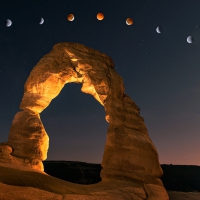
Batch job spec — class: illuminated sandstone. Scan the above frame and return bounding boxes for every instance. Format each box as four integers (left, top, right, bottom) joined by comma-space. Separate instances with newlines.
0, 42, 169, 199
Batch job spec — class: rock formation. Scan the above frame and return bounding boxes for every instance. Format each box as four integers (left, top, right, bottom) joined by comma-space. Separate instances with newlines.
0, 42, 169, 199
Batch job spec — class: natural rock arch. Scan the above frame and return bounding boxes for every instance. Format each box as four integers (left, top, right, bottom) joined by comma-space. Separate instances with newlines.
0, 42, 169, 199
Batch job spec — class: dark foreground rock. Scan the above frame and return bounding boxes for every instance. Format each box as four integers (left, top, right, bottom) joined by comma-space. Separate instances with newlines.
161, 164, 200, 192
43, 161, 102, 185
1, 162, 169, 200
43, 161, 200, 192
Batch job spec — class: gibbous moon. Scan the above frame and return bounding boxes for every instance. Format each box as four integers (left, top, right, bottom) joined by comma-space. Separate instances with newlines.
67, 14, 74, 21
187, 36, 193, 43
6, 19, 12, 27
97, 13, 104, 20
156, 26, 161, 33
126, 18, 133, 25
39, 17, 44, 25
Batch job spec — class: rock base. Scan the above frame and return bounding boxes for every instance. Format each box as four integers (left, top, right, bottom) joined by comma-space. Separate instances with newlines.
0, 142, 44, 171
0, 162, 169, 200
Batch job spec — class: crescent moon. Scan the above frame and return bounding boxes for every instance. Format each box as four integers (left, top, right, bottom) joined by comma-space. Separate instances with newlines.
156, 26, 161, 33
39, 17, 44, 25
187, 36, 193, 43
69, 16, 74, 21
6, 19, 12, 27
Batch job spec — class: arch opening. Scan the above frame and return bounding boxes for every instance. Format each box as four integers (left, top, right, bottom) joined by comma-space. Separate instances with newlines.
40, 83, 108, 164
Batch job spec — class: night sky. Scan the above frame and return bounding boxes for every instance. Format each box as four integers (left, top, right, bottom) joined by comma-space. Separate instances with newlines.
1, 0, 200, 165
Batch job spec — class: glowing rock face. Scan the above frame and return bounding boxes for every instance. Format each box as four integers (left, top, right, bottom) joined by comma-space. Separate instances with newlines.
2, 42, 169, 199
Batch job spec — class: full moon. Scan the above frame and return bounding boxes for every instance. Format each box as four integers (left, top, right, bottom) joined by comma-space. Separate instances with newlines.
156, 26, 161, 33
126, 18, 133, 25
67, 14, 74, 21
39, 17, 44, 25
97, 13, 104, 20
6, 19, 12, 27
187, 36, 193, 43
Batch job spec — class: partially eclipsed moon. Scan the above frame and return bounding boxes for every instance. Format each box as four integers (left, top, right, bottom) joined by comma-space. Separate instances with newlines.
97, 13, 104, 20
156, 26, 161, 33
187, 36, 193, 43
6, 19, 12, 27
39, 17, 44, 25
126, 18, 133, 25
67, 14, 74, 21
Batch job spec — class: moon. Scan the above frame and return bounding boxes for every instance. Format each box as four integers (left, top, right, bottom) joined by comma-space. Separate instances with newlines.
39, 17, 44, 25
6, 19, 12, 27
97, 13, 104, 20
67, 14, 74, 21
126, 18, 133, 25
156, 26, 161, 33
187, 36, 193, 43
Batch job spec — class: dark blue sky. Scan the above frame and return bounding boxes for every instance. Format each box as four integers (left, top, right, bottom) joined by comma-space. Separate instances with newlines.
0, 0, 200, 165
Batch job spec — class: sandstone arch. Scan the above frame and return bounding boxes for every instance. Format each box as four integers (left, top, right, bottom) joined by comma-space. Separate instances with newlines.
0, 42, 169, 199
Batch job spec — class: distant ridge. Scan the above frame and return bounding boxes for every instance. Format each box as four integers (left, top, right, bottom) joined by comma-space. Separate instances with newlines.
43, 161, 200, 192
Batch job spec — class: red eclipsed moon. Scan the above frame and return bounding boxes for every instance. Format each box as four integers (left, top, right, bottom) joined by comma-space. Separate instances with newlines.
97, 13, 104, 20
67, 14, 74, 21
126, 18, 133, 25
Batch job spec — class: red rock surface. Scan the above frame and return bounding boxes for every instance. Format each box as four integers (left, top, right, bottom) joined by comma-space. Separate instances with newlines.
0, 42, 169, 199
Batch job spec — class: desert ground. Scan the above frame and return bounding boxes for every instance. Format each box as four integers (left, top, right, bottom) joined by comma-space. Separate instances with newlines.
0, 161, 200, 199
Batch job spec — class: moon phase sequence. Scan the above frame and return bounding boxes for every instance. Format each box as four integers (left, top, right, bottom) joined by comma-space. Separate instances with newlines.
4, 16, 195, 43
5, 14, 134, 26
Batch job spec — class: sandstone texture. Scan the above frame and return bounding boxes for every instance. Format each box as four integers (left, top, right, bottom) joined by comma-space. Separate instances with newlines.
167, 191, 200, 200
0, 162, 169, 200
0, 42, 169, 199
